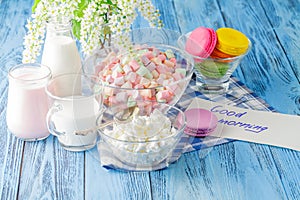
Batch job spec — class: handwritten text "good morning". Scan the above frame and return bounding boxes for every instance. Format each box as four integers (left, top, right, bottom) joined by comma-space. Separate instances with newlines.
211, 105, 268, 134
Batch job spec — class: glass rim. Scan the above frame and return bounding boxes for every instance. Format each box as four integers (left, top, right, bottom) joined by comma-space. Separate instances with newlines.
99, 103, 187, 143
8, 63, 51, 83
45, 73, 102, 101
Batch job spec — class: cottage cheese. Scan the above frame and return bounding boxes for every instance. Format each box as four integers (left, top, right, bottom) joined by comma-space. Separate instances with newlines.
102, 109, 179, 165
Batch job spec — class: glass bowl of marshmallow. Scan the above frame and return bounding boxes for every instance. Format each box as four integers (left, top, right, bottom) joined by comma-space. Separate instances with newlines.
83, 28, 194, 108
98, 100, 186, 169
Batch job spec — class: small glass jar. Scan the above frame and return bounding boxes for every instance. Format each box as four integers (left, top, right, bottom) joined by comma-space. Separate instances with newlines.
6, 63, 51, 141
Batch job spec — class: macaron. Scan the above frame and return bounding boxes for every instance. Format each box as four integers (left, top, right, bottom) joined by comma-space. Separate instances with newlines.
210, 48, 233, 59
184, 108, 218, 137
215, 27, 249, 56
185, 27, 217, 58
195, 60, 229, 79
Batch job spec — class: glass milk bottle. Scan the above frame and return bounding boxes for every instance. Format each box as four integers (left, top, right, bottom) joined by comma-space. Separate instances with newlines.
41, 20, 82, 77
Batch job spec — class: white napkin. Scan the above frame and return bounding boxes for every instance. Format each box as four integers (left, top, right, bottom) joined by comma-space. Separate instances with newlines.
188, 98, 300, 151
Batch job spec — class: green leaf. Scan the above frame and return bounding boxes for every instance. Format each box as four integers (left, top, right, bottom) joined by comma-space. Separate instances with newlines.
74, 0, 89, 18
72, 19, 81, 40
78, 0, 89, 10
32, 0, 41, 13
105, 0, 114, 5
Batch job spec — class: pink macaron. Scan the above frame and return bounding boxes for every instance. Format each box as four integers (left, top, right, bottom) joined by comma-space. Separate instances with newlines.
185, 27, 217, 58
184, 108, 218, 137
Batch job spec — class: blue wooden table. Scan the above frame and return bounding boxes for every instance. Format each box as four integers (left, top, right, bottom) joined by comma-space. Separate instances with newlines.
1, 0, 299, 199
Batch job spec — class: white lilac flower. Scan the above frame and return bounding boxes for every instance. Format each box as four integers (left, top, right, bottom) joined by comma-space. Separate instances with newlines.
22, 0, 163, 62
135, 0, 162, 27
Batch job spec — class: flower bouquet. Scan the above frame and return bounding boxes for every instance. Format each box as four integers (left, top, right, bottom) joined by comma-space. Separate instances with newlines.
22, 0, 163, 63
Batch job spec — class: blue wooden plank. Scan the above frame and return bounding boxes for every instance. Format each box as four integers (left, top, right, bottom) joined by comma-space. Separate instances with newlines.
203, 1, 300, 197
151, 142, 289, 200
18, 136, 85, 199
269, 148, 300, 200
0, 1, 299, 200
214, 0, 300, 115
260, 0, 300, 81
0, 0, 85, 199
85, 147, 152, 199
0, 122, 23, 199
173, 0, 225, 33
0, 0, 31, 199
149, 1, 300, 200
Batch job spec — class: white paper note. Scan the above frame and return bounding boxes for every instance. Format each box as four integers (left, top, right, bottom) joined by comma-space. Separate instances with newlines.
187, 98, 300, 151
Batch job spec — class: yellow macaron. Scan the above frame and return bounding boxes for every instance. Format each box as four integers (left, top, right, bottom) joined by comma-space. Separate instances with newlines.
215, 27, 249, 56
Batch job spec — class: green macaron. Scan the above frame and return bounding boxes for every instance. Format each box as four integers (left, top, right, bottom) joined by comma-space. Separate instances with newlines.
195, 60, 229, 79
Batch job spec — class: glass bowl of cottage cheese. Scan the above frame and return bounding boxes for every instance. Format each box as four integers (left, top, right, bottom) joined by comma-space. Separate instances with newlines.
98, 101, 186, 168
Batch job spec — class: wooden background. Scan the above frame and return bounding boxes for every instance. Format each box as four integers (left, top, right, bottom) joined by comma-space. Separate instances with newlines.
0, 0, 299, 199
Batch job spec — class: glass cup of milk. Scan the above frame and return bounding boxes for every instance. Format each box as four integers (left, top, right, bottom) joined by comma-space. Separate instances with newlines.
6, 63, 52, 140
46, 73, 103, 151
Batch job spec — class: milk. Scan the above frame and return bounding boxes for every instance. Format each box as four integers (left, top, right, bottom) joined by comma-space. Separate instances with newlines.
50, 96, 100, 150
6, 65, 51, 140
42, 35, 82, 77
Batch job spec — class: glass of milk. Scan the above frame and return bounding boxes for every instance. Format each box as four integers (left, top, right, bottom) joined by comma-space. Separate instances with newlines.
46, 73, 103, 151
6, 63, 52, 140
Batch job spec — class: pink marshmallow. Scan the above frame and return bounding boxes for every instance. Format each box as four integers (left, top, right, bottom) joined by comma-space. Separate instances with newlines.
141, 55, 151, 66
129, 60, 140, 71
123, 64, 132, 74
144, 51, 154, 59
164, 60, 175, 68
152, 48, 160, 57
121, 81, 132, 89
107, 63, 116, 70
164, 64, 175, 73
139, 77, 151, 87
105, 75, 114, 83
151, 57, 162, 65
170, 57, 177, 64
156, 90, 171, 101
163, 79, 171, 86
158, 73, 167, 79
156, 77, 165, 85
146, 62, 156, 72
151, 70, 159, 79
134, 75, 142, 85
116, 92, 128, 102
125, 72, 137, 83
149, 81, 159, 88
134, 83, 144, 89
112, 70, 123, 79
114, 76, 125, 86
112, 63, 123, 72
156, 64, 167, 74
139, 89, 152, 98
102, 69, 112, 77
157, 54, 166, 62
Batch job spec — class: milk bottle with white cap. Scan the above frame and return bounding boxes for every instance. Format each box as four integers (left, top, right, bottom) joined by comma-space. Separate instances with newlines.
41, 19, 82, 93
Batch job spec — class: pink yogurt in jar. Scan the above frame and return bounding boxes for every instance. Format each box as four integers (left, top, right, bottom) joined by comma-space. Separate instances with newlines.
6, 63, 51, 140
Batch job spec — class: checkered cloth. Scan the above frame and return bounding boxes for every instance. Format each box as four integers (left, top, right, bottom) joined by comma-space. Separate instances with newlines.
97, 76, 275, 171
